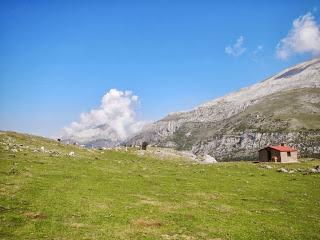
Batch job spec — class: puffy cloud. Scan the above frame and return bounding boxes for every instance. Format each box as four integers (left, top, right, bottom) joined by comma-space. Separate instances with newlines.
225, 36, 246, 57
276, 12, 320, 59
61, 89, 146, 144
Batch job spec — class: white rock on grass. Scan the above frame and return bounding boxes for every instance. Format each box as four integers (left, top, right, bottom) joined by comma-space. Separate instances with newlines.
40, 146, 45, 152
278, 168, 288, 173
261, 165, 273, 169
202, 154, 218, 164
310, 166, 320, 173
68, 151, 75, 157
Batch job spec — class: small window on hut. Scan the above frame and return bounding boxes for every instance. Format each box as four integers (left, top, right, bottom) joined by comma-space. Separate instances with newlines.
287, 152, 291, 157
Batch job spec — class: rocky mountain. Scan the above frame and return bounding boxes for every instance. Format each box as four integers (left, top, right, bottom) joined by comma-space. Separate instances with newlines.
127, 58, 320, 161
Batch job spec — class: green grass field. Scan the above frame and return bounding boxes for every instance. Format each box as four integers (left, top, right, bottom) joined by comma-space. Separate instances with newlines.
0, 132, 319, 240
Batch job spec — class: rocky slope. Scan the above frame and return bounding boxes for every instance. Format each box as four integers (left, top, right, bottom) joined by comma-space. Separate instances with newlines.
127, 58, 320, 161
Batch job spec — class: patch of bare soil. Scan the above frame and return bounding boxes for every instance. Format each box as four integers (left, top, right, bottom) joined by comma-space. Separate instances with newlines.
132, 218, 163, 228
24, 211, 46, 220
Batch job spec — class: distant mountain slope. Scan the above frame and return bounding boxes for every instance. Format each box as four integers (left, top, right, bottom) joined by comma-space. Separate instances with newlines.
127, 58, 320, 160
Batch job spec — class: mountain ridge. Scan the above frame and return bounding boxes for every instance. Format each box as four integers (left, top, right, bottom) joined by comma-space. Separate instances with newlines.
127, 58, 320, 160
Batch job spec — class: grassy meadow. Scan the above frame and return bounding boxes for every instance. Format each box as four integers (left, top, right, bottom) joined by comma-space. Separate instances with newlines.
0, 132, 319, 239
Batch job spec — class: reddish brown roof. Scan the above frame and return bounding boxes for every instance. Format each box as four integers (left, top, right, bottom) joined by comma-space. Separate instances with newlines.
266, 145, 297, 152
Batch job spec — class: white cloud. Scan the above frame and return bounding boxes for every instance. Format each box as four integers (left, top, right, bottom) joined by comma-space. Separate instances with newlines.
251, 45, 264, 61
225, 36, 246, 57
253, 45, 264, 55
61, 89, 146, 144
276, 12, 320, 59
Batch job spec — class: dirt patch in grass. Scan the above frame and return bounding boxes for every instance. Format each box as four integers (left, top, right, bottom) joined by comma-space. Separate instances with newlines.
132, 218, 163, 228
216, 204, 233, 213
136, 195, 178, 212
69, 223, 91, 228
140, 198, 162, 206
162, 234, 224, 240
23, 211, 46, 220
161, 234, 198, 240
188, 192, 222, 201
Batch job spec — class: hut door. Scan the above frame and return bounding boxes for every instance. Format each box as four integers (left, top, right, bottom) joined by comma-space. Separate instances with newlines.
267, 149, 271, 161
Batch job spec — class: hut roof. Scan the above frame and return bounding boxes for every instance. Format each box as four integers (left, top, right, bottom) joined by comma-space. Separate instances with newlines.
259, 145, 297, 152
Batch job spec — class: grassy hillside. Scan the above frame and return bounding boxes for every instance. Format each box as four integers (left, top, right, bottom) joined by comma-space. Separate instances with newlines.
239, 88, 320, 130
0, 131, 320, 239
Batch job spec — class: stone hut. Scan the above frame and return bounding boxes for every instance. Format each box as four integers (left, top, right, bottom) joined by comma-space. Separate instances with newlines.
259, 143, 298, 163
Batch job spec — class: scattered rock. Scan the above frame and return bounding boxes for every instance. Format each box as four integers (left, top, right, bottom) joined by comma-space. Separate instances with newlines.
261, 165, 273, 169
202, 154, 218, 164
278, 168, 288, 173
185, 132, 192, 137
48, 150, 60, 156
137, 150, 145, 156
310, 166, 320, 173
277, 168, 295, 174
40, 146, 45, 152
68, 151, 75, 157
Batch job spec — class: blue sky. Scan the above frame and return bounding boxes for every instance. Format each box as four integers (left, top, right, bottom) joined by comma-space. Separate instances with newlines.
1, 0, 320, 137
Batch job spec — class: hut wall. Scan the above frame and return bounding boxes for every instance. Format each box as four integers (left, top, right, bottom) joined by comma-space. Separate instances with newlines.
259, 149, 268, 162
280, 151, 298, 163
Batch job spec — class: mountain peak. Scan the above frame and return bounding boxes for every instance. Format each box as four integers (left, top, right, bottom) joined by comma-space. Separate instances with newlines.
200, 57, 320, 109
